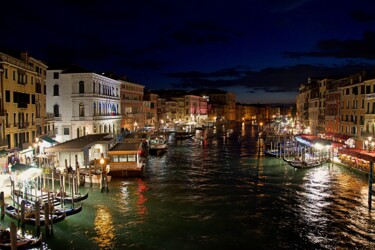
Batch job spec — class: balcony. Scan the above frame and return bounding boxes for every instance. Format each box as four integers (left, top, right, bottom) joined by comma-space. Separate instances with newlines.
18, 122, 29, 129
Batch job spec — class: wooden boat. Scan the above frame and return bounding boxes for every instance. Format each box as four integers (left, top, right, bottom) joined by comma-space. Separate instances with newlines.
0, 229, 42, 249
55, 190, 89, 203
12, 190, 83, 217
5, 204, 66, 226
149, 135, 168, 156
174, 131, 194, 140
283, 157, 328, 169
264, 149, 284, 157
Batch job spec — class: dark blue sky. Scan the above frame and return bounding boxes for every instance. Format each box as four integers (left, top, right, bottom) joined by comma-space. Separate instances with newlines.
2, 0, 375, 104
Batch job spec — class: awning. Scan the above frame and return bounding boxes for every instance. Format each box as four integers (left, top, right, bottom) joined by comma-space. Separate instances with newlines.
40, 136, 58, 145
332, 133, 352, 141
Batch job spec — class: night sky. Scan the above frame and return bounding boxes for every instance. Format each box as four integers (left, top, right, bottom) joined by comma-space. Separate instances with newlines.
2, 0, 375, 104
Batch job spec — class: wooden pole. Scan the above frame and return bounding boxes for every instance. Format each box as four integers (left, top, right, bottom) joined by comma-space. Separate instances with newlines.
52, 167, 55, 193
44, 202, 50, 236
369, 161, 373, 210
20, 200, 26, 229
10, 221, 17, 250
76, 154, 80, 187
11, 179, 15, 206
71, 175, 75, 208
35, 200, 41, 236
49, 199, 54, 236
89, 164, 92, 187
60, 175, 64, 208
0, 191, 4, 219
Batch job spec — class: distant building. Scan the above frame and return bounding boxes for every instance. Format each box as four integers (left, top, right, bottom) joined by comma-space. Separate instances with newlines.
120, 80, 145, 131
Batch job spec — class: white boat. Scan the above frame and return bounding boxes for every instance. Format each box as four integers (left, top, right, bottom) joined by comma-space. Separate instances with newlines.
107, 142, 145, 177
84, 173, 112, 184
149, 135, 168, 156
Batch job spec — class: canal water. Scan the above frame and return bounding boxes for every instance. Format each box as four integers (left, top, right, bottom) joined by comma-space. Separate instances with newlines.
2, 124, 375, 249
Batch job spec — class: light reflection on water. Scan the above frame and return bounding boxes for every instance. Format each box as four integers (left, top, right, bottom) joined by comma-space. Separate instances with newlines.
92, 205, 115, 249
2, 124, 375, 249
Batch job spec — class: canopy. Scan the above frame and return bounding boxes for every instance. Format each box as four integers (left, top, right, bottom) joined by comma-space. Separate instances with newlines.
11, 163, 36, 172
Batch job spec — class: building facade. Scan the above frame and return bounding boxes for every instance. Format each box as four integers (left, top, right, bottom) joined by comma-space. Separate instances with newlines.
0, 51, 48, 149
120, 80, 144, 131
46, 65, 122, 142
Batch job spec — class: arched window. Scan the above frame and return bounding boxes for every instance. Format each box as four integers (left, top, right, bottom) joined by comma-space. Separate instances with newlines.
53, 84, 59, 96
79, 81, 85, 94
104, 124, 107, 132
93, 102, 96, 116
79, 102, 85, 117
77, 127, 80, 138
53, 104, 59, 117
93, 82, 95, 94
83, 127, 86, 135
36, 102, 41, 118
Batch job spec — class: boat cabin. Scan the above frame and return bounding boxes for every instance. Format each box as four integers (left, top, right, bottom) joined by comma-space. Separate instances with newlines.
108, 142, 145, 177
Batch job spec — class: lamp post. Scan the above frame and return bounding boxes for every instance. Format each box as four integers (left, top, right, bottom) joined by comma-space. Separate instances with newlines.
99, 153, 109, 193
100, 153, 106, 193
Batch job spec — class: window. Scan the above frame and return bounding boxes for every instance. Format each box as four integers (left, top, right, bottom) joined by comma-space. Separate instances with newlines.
54, 104, 59, 117
5, 91, 10, 102
128, 155, 136, 162
79, 81, 85, 94
79, 103, 85, 117
53, 84, 59, 96
64, 128, 70, 135
53, 72, 59, 79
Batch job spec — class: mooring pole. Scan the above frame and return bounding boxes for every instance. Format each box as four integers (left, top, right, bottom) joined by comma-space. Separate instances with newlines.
368, 161, 373, 210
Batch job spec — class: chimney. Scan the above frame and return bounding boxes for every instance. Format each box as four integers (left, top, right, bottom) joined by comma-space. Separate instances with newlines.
20, 51, 28, 63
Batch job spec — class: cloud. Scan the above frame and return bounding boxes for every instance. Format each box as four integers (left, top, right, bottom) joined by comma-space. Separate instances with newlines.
168, 63, 375, 93
285, 31, 375, 59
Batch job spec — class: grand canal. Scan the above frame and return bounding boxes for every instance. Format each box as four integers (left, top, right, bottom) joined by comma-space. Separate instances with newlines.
2, 124, 375, 249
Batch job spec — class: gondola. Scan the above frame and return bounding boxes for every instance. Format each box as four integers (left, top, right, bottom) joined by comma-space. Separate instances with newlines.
283, 157, 328, 169
264, 149, 283, 157
5, 204, 66, 226
11, 194, 83, 217
0, 229, 42, 249
55, 190, 89, 203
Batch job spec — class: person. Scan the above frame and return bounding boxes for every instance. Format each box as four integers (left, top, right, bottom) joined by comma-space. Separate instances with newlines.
2, 163, 7, 174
